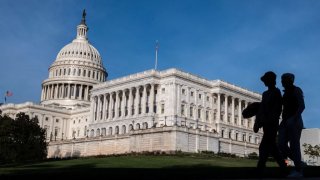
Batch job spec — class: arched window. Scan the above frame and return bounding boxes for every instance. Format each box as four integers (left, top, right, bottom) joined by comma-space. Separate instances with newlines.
96, 129, 100, 137
143, 122, 148, 129
129, 124, 133, 132
101, 128, 106, 136
136, 123, 140, 130
90, 129, 94, 137
115, 126, 119, 135
78, 69, 81, 76
108, 127, 113, 135
122, 125, 126, 134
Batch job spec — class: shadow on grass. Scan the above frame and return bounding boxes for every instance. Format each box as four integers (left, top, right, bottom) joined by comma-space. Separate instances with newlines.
2, 163, 320, 179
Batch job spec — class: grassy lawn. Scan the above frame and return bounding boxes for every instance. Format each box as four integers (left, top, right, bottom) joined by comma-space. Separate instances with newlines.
1, 155, 319, 179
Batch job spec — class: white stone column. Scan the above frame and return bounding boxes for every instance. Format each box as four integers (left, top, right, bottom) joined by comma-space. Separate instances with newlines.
128, 88, 133, 116
142, 85, 147, 114
224, 95, 228, 123
238, 99, 242, 126
217, 93, 221, 131
231, 97, 235, 125
87, 86, 90, 101
135, 87, 140, 116
67, 84, 71, 98
61, 84, 65, 99
97, 95, 102, 121
91, 96, 96, 122
46, 85, 50, 99
40, 87, 44, 101
121, 90, 126, 118
244, 101, 249, 127
177, 84, 181, 116
79, 85, 83, 100
149, 84, 155, 114
115, 91, 120, 118
102, 94, 107, 120
108, 93, 113, 120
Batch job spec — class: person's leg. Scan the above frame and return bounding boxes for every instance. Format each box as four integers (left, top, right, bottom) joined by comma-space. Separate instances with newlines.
269, 130, 288, 176
288, 125, 302, 172
278, 123, 290, 160
257, 135, 268, 177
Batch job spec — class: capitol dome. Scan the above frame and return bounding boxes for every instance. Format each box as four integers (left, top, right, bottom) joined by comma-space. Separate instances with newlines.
41, 10, 107, 109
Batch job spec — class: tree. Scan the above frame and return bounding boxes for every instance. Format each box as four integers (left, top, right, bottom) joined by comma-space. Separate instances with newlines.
303, 143, 320, 165
0, 112, 47, 164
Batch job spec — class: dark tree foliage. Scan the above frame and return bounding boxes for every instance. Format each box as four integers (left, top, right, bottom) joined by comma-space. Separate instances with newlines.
0, 112, 47, 164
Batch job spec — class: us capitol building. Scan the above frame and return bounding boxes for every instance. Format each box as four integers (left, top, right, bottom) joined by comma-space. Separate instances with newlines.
0, 12, 262, 158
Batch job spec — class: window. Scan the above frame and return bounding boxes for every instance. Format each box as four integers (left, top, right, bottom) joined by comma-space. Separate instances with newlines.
83, 70, 86, 77
73, 69, 76, 75
181, 104, 185, 116
198, 109, 201, 119
68, 68, 71, 75
206, 111, 209, 121
182, 89, 186, 95
221, 130, 224, 138
207, 96, 210, 101
162, 88, 165, 94
88, 70, 91, 78
229, 131, 232, 138
45, 117, 49, 121
161, 104, 165, 114
55, 119, 59, 123
78, 69, 81, 76
191, 91, 194, 96
190, 107, 193, 117
199, 94, 202, 99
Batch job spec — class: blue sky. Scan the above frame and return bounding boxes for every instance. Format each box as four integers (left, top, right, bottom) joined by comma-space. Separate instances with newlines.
0, 0, 319, 128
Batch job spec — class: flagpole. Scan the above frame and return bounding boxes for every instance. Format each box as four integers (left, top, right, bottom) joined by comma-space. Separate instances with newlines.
155, 40, 158, 70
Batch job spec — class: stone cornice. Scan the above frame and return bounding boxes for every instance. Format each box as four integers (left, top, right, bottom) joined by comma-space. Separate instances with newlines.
0, 102, 89, 116
92, 68, 261, 100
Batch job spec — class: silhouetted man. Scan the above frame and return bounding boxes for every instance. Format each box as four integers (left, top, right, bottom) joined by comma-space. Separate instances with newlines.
256, 71, 286, 176
279, 73, 305, 178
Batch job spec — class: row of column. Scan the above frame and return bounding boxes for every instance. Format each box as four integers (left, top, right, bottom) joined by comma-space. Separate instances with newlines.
41, 83, 91, 101
92, 84, 158, 121
215, 93, 253, 127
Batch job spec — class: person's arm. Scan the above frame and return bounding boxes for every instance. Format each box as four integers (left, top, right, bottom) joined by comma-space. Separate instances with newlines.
294, 87, 305, 117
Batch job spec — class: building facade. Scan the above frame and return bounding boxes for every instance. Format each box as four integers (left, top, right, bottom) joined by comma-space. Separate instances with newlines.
0, 12, 263, 158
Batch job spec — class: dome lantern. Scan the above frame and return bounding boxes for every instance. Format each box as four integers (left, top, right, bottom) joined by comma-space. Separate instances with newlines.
76, 9, 88, 41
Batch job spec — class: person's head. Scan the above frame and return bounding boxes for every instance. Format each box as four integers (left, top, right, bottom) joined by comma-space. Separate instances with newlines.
281, 73, 295, 88
261, 71, 276, 87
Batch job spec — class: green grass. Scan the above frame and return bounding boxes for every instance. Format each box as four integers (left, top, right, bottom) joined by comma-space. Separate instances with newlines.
1, 155, 319, 179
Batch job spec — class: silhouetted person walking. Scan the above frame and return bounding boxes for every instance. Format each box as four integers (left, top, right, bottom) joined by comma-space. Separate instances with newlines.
256, 71, 286, 176
279, 73, 305, 178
